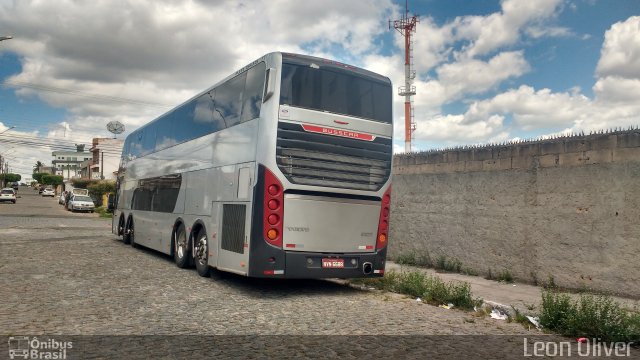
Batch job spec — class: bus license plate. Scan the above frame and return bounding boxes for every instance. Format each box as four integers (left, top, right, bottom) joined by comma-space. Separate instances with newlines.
322, 258, 344, 268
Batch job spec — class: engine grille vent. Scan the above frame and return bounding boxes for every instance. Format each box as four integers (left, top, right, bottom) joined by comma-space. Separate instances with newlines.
276, 122, 392, 191
221, 204, 246, 254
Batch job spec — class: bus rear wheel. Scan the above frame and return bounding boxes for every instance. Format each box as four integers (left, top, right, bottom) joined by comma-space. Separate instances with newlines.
118, 216, 125, 237
174, 224, 191, 268
194, 229, 210, 277
123, 217, 133, 245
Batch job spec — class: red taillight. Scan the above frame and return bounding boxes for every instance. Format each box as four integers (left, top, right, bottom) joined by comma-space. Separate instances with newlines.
263, 168, 284, 248
376, 186, 392, 250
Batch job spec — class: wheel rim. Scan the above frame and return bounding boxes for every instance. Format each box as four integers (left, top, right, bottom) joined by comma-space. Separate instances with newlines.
194, 234, 207, 266
176, 230, 186, 258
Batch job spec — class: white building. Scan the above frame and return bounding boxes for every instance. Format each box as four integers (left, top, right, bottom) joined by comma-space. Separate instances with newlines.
86, 138, 124, 180
52, 145, 92, 180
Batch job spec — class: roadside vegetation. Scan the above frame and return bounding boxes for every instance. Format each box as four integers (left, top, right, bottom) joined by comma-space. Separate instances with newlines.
394, 251, 488, 278
539, 290, 640, 343
368, 253, 639, 343
349, 269, 482, 310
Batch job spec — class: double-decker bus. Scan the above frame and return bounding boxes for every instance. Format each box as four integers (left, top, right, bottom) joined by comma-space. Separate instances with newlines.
113, 52, 393, 278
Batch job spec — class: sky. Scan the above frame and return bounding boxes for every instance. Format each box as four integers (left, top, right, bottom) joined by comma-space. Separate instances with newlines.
0, 0, 639, 179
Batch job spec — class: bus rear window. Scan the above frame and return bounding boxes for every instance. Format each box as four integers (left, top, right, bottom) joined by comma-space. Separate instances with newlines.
280, 63, 392, 123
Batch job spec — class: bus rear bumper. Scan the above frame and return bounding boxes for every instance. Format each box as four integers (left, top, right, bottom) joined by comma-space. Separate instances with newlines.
250, 250, 387, 279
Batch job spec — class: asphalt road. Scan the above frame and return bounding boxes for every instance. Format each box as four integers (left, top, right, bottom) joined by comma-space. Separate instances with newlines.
0, 187, 551, 358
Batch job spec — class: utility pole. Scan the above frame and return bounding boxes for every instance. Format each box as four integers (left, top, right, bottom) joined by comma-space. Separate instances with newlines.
390, 1, 419, 153
101, 151, 104, 179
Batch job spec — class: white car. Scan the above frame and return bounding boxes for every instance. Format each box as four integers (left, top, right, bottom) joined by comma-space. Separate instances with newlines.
0, 188, 16, 203
68, 195, 95, 213
58, 193, 67, 205
42, 188, 55, 197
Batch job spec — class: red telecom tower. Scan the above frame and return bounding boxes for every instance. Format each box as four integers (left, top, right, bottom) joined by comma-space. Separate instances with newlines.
390, 1, 418, 152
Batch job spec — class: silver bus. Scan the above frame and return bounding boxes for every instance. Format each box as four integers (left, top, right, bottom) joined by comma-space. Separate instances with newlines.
112, 52, 393, 278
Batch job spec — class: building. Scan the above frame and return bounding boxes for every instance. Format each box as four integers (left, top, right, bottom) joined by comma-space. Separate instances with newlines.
80, 138, 124, 180
52, 144, 92, 180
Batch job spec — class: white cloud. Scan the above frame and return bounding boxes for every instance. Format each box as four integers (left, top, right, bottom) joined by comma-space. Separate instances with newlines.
459, 0, 563, 58
596, 16, 640, 79
413, 113, 505, 145
0, 0, 398, 170
435, 51, 530, 101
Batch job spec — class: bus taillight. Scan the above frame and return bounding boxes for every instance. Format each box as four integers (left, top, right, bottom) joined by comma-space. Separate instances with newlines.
263, 168, 283, 248
376, 186, 392, 250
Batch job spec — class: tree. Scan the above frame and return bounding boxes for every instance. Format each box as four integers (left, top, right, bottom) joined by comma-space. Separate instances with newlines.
33, 161, 44, 173
41, 174, 63, 186
0, 173, 21, 187
87, 180, 115, 206
32, 172, 50, 184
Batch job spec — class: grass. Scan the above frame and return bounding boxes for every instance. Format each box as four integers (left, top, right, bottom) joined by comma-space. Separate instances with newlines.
95, 206, 113, 218
395, 251, 433, 267
539, 290, 640, 343
497, 269, 514, 283
350, 269, 482, 310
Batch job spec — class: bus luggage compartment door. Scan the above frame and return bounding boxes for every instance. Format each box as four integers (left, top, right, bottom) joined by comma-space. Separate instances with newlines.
282, 194, 379, 253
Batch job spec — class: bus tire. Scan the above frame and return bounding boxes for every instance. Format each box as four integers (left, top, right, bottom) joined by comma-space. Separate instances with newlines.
129, 219, 139, 249
174, 223, 191, 268
123, 217, 133, 244
194, 228, 211, 277
117, 215, 125, 237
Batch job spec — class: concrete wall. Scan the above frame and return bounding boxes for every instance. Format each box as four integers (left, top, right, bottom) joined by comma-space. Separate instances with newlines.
390, 130, 640, 298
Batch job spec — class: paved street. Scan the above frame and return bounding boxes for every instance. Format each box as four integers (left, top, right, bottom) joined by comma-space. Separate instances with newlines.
0, 187, 557, 357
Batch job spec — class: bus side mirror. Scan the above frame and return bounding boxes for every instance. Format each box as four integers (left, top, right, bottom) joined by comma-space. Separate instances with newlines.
263, 68, 276, 102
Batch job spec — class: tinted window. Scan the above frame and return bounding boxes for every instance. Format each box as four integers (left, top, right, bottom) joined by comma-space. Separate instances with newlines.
131, 175, 181, 213
74, 196, 93, 202
154, 115, 176, 152
126, 62, 267, 158
241, 63, 266, 122
280, 63, 392, 123
214, 72, 246, 128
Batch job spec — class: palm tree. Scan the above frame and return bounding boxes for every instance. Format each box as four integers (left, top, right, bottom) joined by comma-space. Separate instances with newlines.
33, 161, 44, 173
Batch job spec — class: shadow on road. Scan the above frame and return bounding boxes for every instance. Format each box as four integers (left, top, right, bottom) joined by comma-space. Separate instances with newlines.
110, 237, 363, 299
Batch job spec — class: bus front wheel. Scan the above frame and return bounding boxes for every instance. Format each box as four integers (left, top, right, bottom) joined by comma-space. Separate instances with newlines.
194, 229, 211, 277
174, 224, 191, 268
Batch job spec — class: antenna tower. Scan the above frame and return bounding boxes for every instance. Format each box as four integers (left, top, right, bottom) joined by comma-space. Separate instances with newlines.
390, 0, 418, 152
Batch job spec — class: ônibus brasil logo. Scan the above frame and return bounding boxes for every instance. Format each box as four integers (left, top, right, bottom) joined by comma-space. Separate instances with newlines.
8, 336, 72, 359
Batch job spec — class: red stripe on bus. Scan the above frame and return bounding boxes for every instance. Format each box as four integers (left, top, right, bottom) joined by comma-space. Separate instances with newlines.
285, 244, 296, 248
301, 124, 375, 141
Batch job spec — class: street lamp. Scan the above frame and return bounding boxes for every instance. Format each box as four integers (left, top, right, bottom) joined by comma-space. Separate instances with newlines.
0, 126, 15, 135
0, 36, 13, 42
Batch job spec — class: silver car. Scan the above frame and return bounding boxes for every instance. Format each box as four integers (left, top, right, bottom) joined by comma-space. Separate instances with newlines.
68, 195, 95, 213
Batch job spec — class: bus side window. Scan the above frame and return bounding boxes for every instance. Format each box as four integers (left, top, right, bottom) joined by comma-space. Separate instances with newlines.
214, 72, 246, 128
241, 63, 266, 122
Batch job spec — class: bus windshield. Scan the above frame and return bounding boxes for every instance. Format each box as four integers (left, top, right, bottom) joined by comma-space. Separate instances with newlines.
279, 62, 392, 123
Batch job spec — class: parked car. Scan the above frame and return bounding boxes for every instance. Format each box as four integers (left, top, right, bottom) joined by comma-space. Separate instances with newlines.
0, 188, 17, 203
67, 195, 95, 213
42, 188, 55, 197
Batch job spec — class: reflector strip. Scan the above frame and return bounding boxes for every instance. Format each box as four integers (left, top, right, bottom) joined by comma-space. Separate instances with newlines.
263, 270, 285, 275
374, 270, 384, 274
358, 245, 375, 250
285, 244, 296, 248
